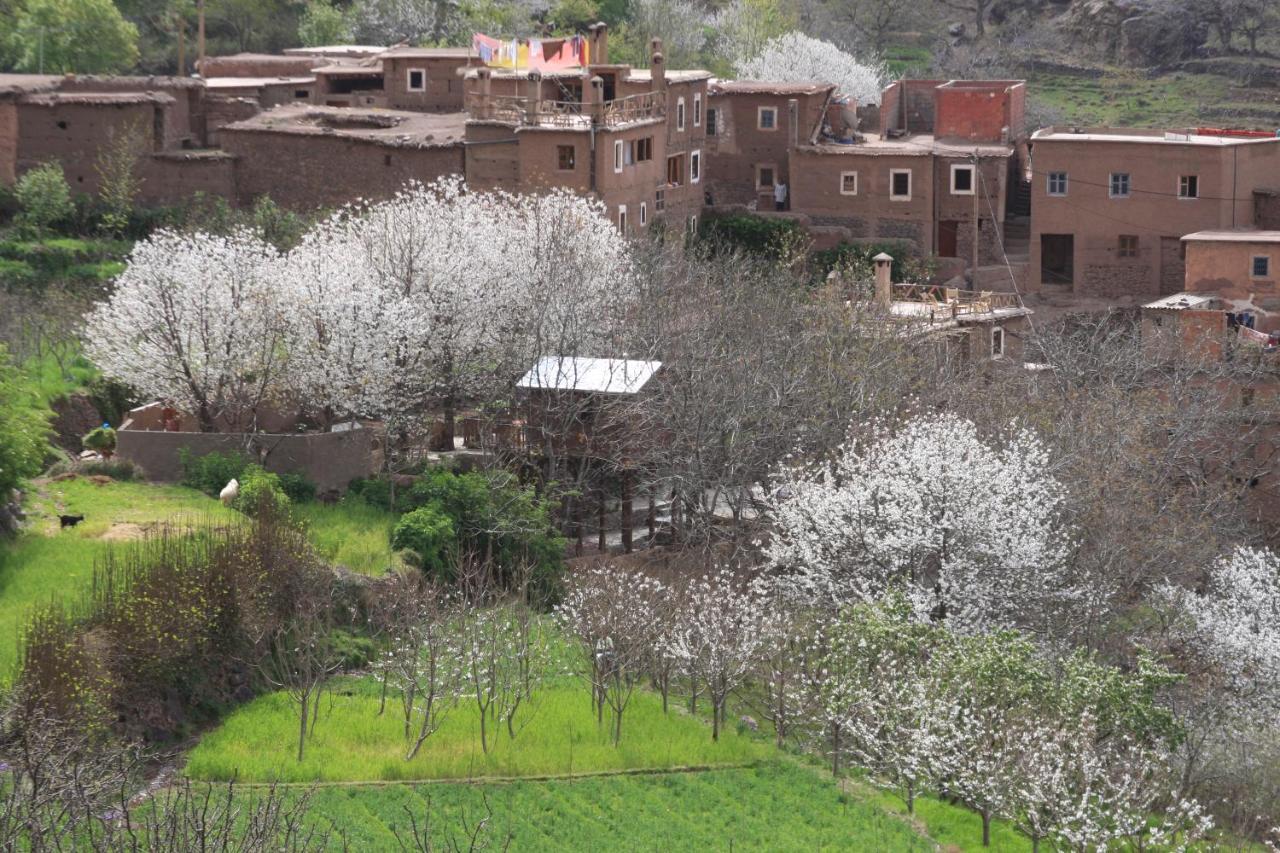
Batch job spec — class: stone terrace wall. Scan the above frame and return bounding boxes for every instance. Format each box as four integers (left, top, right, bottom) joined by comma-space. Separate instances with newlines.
117, 427, 375, 493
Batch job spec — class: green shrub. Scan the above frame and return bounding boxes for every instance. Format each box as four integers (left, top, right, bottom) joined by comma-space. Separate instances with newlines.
810, 240, 929, 285
392, 505, 457, 580
84, 376, 135, 428
13, 163, 74, 235
346, 476, 392, 510
328, 628, 376, 669
0, 346, 52, 497
0, 258, 36, 287
278, 472, 317, 503
78, 458, 140, 481
178, 449, 250, 496
81, 425, 117, 455
233, 465, 290, 517
699, 213, 808, 259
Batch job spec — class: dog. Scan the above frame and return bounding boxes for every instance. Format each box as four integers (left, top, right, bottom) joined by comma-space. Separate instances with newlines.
59, 514, 84, 528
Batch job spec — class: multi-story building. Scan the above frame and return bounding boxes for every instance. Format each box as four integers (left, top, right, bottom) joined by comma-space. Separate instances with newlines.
1028, 127, 1280, 298
463, 33, 710, 231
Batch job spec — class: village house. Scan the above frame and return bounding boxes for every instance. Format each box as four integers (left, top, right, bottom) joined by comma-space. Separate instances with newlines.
1028, 127, 1280, 299
463, 29, 710, 230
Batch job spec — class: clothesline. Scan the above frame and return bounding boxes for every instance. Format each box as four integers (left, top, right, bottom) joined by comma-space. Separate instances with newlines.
472, 33, 590, 72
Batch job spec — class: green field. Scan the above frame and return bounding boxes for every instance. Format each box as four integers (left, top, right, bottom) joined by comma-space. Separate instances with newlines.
186, 677, 772, 783
294, 498, 401, 576
292, 761, 941, 851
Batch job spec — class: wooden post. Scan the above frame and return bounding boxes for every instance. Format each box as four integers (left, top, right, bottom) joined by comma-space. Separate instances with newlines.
621, 470, 633, 554
597, 490, 607, 552
971, 149, 980, 281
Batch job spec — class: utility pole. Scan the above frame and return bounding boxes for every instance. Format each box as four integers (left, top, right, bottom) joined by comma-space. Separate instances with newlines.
971, 148, 980, 286
175, 10, 186, 76
197, 0, 206, 72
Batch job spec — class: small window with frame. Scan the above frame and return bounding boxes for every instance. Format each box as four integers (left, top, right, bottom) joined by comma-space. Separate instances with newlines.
951, 164, 975, 195
557, 145, 576, 171
676, 97, 686, 131
991, 326, 1005, 359
407, 68, 426, 92
1118, 234, 1139, 258
693, 93, 702, 127
890, 169, 912, 201
1179, 174, 1199, 199
640, 202, 648, 226
1109, 172, 1131, 198
706, 108, 718, 136
1047, 172, 1067, 196
1252, 255, 1271, 279
690, 150, 701, 184
618, 205, 627, 233
756, 164, 776, 189
758, 106, 777, 130
614, 140, 624, 173
840, 171, 858, 195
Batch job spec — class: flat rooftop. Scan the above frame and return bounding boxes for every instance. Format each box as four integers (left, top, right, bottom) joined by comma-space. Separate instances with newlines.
223, 105, 466, 148
284, 45, 386, 57
801, 133, 1013, 157
204, 76, 315, 89
379, 47, 475, 59
710, 79, 836, 96
1183, 230, 1280, 243
1032, 127, 1280, 146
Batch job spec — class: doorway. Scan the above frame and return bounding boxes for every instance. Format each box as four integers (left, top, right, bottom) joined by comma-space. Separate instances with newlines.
938, 220, 959, 258
1040, 234, 1074, 285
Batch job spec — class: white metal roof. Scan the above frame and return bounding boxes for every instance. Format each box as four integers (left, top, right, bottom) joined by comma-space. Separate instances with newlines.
1143, 292, 1216, 310
516, 356, 662, 394
1182, 230, 1280, 243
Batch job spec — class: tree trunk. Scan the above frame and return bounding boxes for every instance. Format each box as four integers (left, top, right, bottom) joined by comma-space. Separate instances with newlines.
1032, 836, 1040, 853
621, 470, 633, 553
438, 393, 457, 452
597, 491, 607, 552
613, 707, 623, 745
981, 811, 991, 847
297, 694, 309, 762
712, 700, 721, 741
831, 722, 841, 776
478, 703, 489, 754
905, 781, 915, 815
378, 673, 389, 715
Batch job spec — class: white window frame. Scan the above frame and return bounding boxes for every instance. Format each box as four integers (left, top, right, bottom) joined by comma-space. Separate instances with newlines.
839, 171, 858, 195
889, 168, 912, 202
406, 68, 426, 92
1047, 172, 1067, 196
618, 205, 627, 233
1109, 172, 1130, 199
1178, 174, 1199, 199
758, 106, 777, 131
688, 214, 698, 234
613, 139, 624, 173
640, 202, 648, 226
991, 326, 1005, 359
693, 93, 702, 127
676, 97, 686, 132
1252, 255, 1271, 279
950, 163, 975, 195
690, 149, 701, 184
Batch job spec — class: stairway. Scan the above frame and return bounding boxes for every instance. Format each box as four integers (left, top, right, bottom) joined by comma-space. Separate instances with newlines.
1009, 179, 1032, 217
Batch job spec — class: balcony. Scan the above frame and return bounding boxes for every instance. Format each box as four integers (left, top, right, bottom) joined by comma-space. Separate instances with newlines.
468, 91, 665, 129
889, 284, 1024, 323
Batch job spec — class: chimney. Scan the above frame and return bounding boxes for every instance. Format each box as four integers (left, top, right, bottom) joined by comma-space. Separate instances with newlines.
524, 70, 542, 124
589, 75, 604, 126
475, 67, 492, 114
650, 49, 666, 93
588, 22, 609, 65
873, 252, 893, 310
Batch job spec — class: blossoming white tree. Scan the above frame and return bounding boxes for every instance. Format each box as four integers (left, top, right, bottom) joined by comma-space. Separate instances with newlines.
765, 413, 1073, 635
734, 32, 885, 105
84, 229, 288, 431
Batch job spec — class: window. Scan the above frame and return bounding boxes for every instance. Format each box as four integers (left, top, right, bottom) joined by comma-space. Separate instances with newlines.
758, 106, 777, 130
614, 140, 624, 173
1118, 234, 1139, 258
840, 171, 858, 195
407, 68, 426, 91
1253, 255, 1271, 278
756, 164, 775, 190
1109, 172, 1130, 198
890, 169, 912, 201
294, 89, 309, 99
667, 154, 685, 186
690, 150, 701, 184
557, 145, 576, 171
991, 327, 1005, 359
951, 164, 975, 195
655, 189, 666, 212
617, 205, 627, 233
1047, 172, 1068, 196
640, 202, 648, 226
1179, 175, 1199, 199
629, 137, 653, 163
706, 108, 718, 136
688, 214, 698, 235
693, 93, 702, 127
384, 154, 392, 166
676, 97, 686, 131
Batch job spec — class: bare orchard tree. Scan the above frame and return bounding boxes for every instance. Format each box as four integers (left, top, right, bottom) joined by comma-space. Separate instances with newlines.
254, 574, 342, 762
393, 791, 513, 853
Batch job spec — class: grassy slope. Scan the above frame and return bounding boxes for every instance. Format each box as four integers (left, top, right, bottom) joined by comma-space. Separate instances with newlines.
294, 499, 401, 576
185, 676, 772, 783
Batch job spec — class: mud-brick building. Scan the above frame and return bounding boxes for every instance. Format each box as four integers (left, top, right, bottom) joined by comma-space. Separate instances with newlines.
1028, 127, 1280, 298
378, 47, 478, 112
463, 33, 710, 231
219, 106, 465, 208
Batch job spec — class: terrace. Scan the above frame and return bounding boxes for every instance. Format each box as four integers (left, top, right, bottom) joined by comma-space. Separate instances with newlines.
888, 284, 1026, 324
468, 90, 665, 129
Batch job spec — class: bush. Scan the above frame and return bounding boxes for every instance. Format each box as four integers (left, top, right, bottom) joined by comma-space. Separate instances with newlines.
84, 376, 135, 429
278, 472, 317, 503
810, 240, 930, 285
328, 628, 376, 669
233, 465, 290, 517
699, 213, 808, 259
13, 163, 74, 235
392, 505, 457, 579
345, 475, 392, 511
0, 346, 52, 498
81, 425, 117, 456
78, 458, 140, 481
179, 449, 250, 496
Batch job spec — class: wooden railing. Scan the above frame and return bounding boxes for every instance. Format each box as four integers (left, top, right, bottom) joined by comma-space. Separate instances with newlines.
890, 284, 1022, 320
468, 91, 664, 128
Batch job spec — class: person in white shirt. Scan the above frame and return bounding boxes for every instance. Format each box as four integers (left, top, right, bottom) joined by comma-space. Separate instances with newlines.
774, 181, 788, 211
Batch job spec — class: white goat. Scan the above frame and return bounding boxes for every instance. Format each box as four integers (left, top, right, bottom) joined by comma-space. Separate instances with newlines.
219, 478, 240, 506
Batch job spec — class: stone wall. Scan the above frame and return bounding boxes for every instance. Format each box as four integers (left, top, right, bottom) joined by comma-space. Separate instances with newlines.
1079, 261, 1156, 299
117, 426, 376, 493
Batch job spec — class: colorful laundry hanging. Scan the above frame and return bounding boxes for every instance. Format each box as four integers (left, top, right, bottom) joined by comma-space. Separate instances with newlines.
472, 32, 589, 71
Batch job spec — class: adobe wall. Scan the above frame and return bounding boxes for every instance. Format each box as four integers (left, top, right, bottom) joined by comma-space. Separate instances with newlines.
0, 102, 16, 184
1256, 191, 1280, 230
934, 88, 1011, 142
204, 95, 260, 147
1185, 240, 1280, 323
789, 148, 934, 252
117, 426, 375, 493
139, 152, 236, 203
705, 89, 827, 206
220, 128, 464, 209
15, 101, 161, 195
59, 77, 202, 147
199, 54, 317, 78
659, 79, 710, 223
880, 80, 943, 135
515, 126, 594, 195
383, 56, 473, 111
464, 122, 519, 189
